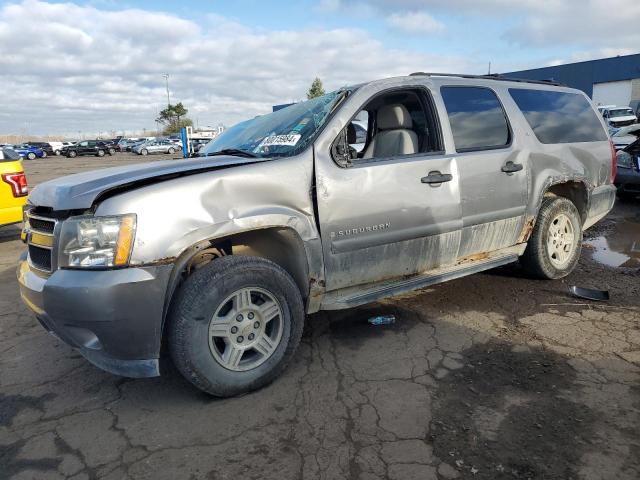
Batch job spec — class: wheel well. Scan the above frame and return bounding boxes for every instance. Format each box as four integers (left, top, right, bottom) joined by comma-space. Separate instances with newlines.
161, 227, 310, 329
545, 181, 588, 224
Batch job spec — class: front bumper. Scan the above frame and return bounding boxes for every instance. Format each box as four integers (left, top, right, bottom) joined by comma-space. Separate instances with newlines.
17, 253, 173, 378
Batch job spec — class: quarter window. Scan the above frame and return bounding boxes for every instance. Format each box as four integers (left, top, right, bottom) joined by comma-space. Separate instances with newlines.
509, 89, 608, 144
441, 86, 511, 151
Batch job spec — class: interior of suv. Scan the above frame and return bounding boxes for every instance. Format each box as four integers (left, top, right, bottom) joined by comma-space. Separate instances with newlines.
345, 89, 441, 162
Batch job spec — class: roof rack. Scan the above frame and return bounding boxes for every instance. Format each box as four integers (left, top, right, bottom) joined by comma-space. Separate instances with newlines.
409, 72, 564, 87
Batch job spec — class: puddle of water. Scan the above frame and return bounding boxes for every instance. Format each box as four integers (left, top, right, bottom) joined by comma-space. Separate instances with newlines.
585, 220, 640, 268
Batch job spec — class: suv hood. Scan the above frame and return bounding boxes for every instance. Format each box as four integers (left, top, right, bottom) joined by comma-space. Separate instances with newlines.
29, 156, 262, 210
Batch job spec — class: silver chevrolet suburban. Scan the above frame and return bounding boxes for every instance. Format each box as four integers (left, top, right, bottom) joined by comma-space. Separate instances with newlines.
18, 74, 617, 396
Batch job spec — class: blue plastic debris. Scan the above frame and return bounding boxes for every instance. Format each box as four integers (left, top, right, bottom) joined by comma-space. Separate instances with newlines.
368, 315, 396, 326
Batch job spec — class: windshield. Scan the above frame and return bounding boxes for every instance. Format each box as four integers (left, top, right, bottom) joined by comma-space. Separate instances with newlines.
199, 90, 346, 158
609, 108, 634, 118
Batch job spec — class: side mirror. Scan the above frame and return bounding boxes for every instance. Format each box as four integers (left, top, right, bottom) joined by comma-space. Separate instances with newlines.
331, 129, 352, 167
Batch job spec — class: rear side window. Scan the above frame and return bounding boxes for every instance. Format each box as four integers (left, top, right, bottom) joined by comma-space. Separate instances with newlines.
509, 89, 608, 143
1, 147, 21, 161
441, 86, 511, 151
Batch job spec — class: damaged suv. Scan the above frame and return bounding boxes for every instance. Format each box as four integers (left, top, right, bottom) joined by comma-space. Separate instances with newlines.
18, 74, 616, 396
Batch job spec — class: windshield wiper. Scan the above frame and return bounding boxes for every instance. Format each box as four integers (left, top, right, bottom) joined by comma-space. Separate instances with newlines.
204, 148, 258, 158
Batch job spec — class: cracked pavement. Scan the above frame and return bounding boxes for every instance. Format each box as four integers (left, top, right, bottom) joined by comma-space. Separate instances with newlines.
1, 155, 639, 479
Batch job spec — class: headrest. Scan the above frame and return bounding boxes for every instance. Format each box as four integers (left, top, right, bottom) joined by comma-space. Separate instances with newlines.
347, 123, 357, 144
377, 104, 412, 130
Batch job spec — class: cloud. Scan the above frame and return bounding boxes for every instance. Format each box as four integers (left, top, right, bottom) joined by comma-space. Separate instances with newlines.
0, 0, 479, 136
387, 11, 445, 34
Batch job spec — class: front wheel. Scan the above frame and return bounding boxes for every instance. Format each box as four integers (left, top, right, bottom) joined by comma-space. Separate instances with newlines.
41, 151, 47, 158
54, 150, 61, 156
140, 149, 148, 156
108, 148, 115, 155
68, 150, 77, 158
96, 149, 105, 157
520, 196, 582, 279
168, 255, 304, 397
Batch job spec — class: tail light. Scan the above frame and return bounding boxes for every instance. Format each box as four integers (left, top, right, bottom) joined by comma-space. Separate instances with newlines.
609, 140, 617, 183
2, 172, 28, 197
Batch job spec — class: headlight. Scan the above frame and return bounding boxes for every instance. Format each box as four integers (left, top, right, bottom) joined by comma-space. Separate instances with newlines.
58, 214, 136, 268
616, 151, 633, 169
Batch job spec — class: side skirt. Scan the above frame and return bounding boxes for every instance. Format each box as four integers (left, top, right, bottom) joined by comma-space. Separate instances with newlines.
320, 244, 526, 310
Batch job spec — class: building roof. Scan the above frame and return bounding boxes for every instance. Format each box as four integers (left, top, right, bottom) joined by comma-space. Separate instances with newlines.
502, 53, 640, 97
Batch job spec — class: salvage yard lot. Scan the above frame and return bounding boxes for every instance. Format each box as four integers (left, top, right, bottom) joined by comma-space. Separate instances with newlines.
1, 154, 639, 480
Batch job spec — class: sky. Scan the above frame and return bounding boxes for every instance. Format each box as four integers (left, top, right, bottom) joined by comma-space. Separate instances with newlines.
0, 0, 638, 137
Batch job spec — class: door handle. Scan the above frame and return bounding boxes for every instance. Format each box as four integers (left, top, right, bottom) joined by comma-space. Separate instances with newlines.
421, 171, 453, 185
501, 161, 523, 173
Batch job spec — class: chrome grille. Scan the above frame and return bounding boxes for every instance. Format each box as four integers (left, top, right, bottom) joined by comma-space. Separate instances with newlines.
26, 211, 57, 273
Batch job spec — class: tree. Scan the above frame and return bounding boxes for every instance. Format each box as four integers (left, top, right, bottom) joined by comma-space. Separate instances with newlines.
156, 102, 193, 134
307, 77, 325, 99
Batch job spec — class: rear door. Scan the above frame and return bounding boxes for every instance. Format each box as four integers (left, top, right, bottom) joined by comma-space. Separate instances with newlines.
314, 85, 463, 292
439, 85, 528, 258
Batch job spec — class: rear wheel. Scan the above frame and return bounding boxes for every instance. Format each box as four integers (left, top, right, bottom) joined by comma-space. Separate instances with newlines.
27, 152, 36, 160
520, 196, 582, 279
168, 255, 304, 397
41, 151, 47, 158
168, 147, 176, 154
54, 150, 61, 156
141, 149, 148, 156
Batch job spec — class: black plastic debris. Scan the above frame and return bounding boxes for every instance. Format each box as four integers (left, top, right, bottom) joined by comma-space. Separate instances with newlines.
569, 286, 610, 302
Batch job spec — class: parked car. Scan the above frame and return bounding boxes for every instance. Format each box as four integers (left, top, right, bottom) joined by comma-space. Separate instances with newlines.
61, 140, 112, 158
18, 74, 616, 397
48, 142, 65, 155
0, 147, 28, 226
609, 124, 640, 150
602, 107, 637, 128
615, 137, 640, 200
11, 144, 45, 160
97, 140, 117, 155
26, 142, 55, 158
133, 139, 179, 156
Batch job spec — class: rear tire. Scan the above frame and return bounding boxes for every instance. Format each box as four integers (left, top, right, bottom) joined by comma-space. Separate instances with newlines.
41, 151, 47, 158
168, 147, 175, 154
54, 150, 61, 156
141, 149, 148, 156
520, 196, 582, 279
168, 255, 304, 397
27, 152, 36, 160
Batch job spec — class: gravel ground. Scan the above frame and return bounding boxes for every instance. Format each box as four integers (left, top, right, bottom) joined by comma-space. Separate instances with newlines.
0, 154, 638, 480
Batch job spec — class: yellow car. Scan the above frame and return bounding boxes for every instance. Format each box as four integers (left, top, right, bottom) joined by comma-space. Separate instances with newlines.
0, 147, 28, 226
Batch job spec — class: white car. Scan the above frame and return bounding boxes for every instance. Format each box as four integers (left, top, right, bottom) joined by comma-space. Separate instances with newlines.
609, 124, 640, 150
602, 107, 638, 128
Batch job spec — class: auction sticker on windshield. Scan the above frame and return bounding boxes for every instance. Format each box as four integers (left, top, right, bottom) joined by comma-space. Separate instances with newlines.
258, 134, 301, 147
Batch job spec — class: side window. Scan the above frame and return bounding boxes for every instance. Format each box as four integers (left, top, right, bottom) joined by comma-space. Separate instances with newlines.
509, 88, 608, 143
80, 141, 88, 147
441, 86, 510, 152
333, 88, 442, 166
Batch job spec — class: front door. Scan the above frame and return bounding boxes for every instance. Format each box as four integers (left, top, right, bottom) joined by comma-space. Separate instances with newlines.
314, 85, 463, 292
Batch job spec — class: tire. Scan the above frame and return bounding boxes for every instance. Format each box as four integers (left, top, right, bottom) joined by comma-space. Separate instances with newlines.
168, 255, 305, 397
141, 149, 148, 156
54, 150, 61, 156
520, 196, 582, 279
27, 152, 36, 160
41, 151, 47, 158
108, 148, 115, 156
168, 147, 175, 154
68, 150, 77, 158
96, 149, 105, 157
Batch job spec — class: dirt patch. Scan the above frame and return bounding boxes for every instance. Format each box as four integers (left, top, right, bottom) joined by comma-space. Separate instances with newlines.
430, 341, 596, 479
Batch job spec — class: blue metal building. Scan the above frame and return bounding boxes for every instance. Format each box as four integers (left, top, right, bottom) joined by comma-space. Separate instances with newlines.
503, 53, 640, 106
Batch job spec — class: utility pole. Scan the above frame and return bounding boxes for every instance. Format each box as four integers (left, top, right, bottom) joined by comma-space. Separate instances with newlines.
162, 74, 171, 107
488, 61, 491, 75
